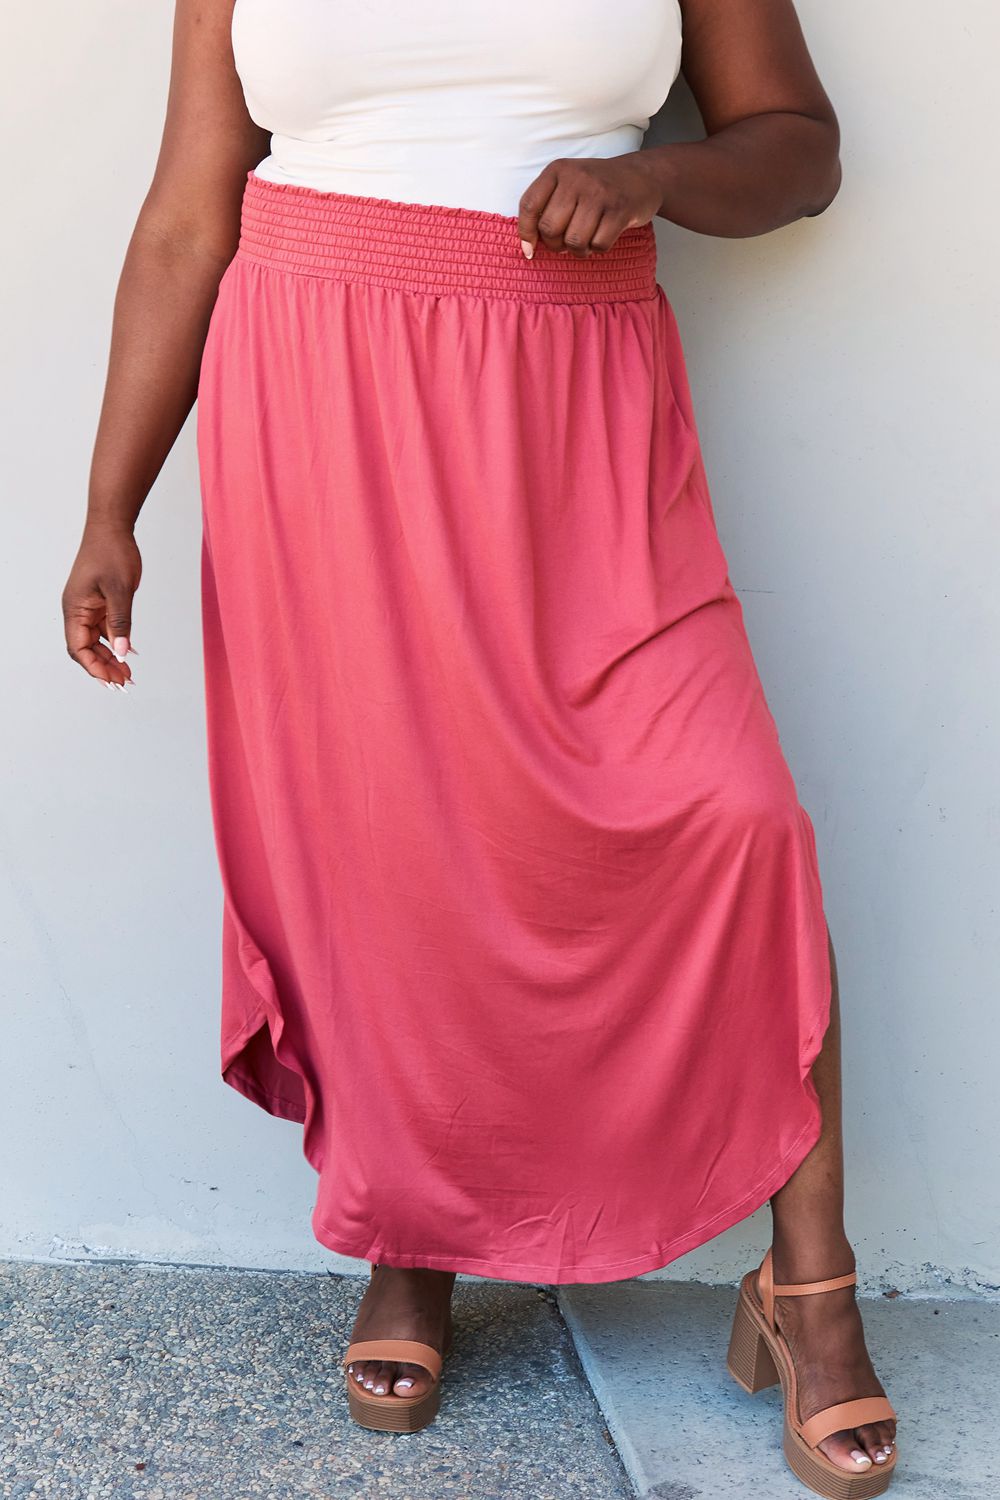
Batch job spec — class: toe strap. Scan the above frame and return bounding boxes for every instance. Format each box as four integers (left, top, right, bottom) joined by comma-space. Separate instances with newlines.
342, 1338, 443, 1381
799, 1396, 897, 1449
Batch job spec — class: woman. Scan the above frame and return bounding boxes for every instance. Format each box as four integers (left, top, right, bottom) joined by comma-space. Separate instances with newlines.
62, 0, 897, 1492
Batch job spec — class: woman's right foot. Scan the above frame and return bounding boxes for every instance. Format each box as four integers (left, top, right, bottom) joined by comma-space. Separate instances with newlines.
346, 1264, 456, 1398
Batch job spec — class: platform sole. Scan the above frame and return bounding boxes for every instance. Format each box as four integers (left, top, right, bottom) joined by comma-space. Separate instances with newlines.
346, 1374, 443, 1432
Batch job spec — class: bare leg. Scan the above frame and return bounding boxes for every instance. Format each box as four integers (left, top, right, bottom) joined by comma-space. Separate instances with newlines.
764, 923, 897, 1473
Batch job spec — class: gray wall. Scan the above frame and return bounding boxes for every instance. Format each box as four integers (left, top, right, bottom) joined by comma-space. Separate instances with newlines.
3, 2, 997, 1292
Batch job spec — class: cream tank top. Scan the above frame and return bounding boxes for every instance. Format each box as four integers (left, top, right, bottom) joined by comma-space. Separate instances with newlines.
231, 0, 684, 217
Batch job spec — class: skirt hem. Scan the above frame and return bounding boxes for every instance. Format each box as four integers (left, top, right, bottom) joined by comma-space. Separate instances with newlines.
223, 1062, 308, 1124
308, 1103, 823, 1286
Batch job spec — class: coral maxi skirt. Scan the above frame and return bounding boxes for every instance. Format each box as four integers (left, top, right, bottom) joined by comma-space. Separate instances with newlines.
195, 169, 832, 1284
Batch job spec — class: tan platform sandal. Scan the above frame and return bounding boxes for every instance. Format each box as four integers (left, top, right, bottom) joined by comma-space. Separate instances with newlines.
727, 1246, 898, 1499
342, 1262, 453, 1433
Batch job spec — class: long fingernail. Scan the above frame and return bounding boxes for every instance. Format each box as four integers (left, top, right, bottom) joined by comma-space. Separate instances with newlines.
113, 636, 130, 660
520, 239, 534, 260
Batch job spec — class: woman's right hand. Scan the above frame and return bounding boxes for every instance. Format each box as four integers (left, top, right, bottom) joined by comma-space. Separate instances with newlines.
62, 520, 141, 690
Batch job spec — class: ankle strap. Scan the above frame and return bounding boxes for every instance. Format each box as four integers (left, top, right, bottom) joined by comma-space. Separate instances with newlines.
757, 1247, 857, 1331
775, 1272, 857, 1295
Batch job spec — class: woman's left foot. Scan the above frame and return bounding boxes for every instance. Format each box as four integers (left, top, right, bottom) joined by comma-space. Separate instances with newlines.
762, 1237, 896, 1475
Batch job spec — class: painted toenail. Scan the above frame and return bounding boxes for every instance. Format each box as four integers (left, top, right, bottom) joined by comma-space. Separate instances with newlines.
354, 1372, 364, 1382
851, 1450, 871, 1465
374, 1383, 386, 1393
395, 1378, 414, 1389
874, 1453, 886, 1462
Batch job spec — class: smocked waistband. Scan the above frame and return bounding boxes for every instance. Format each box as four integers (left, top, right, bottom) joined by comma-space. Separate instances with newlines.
235, 170, 659, 305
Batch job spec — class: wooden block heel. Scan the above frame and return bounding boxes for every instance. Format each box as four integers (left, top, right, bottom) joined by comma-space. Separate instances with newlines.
726, 1288, 780, 1393
726, 1247, 899, 1499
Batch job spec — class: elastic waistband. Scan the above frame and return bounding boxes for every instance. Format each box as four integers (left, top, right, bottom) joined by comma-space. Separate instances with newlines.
235, 170, 659, 305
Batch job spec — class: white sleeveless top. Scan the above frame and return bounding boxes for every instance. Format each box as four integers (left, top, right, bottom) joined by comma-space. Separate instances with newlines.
231, 0, 683, 217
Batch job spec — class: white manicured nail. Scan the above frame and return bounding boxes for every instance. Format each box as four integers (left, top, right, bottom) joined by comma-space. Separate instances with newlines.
395, 1378, 414, 1390
851, 1450, 871, 1465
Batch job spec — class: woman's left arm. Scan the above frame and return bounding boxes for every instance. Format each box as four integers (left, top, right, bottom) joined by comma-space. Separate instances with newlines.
518, 0, 842, 256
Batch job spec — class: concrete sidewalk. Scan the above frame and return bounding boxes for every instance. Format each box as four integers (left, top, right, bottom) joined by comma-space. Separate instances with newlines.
0, 1260, 630, 1499
2, 1259, 996, 1498
560, 1278, 998, 1500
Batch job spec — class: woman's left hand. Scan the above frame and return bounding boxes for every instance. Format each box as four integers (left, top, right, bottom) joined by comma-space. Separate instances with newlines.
516, 153, 662, 260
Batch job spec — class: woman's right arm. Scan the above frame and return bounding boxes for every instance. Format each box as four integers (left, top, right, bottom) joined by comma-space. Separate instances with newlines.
62, 0, 270, 687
